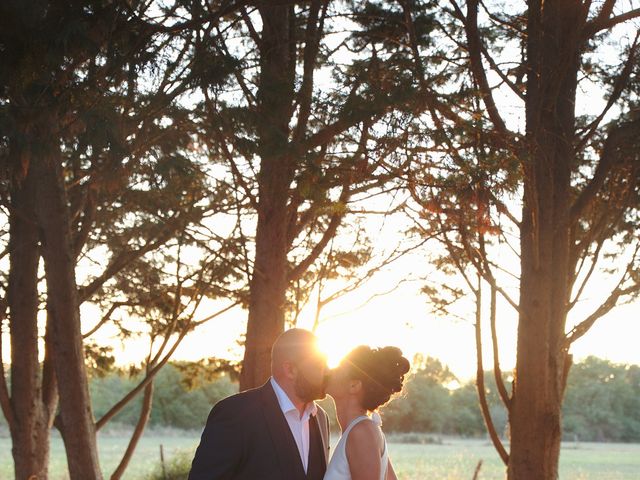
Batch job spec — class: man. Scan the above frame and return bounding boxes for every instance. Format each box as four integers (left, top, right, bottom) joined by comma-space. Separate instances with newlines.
188, 328, 331, 480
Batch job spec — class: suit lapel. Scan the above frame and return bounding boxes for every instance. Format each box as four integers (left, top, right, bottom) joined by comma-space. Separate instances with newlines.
260, 381, 306, 479
313, 408, 330, 464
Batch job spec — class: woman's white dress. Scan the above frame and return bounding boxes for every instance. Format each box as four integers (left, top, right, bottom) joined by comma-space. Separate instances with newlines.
323, 414, 388, 480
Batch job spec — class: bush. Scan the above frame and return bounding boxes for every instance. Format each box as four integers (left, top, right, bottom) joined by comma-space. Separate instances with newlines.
91, 365, 238, 430
146, 450, 192, 480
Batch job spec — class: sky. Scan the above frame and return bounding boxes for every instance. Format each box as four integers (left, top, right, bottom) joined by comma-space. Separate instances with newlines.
98, 208, 640, 382
3, 241, 637, 382
170, 259, 640, 381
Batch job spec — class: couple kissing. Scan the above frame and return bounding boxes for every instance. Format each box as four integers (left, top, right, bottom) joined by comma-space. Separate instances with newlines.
188, 328, 410, 480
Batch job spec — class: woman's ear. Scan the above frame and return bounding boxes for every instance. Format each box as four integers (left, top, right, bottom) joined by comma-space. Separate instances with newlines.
348, 379, 362, 393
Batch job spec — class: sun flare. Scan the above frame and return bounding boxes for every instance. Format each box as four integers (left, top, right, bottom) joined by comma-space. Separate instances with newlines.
316, 326, 360, 369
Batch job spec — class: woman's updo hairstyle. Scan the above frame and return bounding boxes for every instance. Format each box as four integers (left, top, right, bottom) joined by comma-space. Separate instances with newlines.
343, 345, 411, 411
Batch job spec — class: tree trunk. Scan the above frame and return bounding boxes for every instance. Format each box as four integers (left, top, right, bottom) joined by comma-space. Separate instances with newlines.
32, 144, 103, 480
508, 2, 581, 478
8, 160, 51, 480
109, 379, 154, 480
240, 4, 295, 391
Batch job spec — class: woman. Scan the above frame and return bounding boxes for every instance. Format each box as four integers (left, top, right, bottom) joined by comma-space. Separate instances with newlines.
324, 346, 410, 480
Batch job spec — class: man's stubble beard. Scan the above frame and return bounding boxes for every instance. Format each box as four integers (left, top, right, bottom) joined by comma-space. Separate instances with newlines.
295, 371, 328, 403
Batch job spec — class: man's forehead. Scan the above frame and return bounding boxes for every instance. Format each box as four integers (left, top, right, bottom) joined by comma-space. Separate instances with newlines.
276, 339, 315, 356
291, 340, 322, 359
272, 329, 326, 365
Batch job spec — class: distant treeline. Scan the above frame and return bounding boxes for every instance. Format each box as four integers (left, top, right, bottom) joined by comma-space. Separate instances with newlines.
380, 355, 640, 442
2, 356, 637, 442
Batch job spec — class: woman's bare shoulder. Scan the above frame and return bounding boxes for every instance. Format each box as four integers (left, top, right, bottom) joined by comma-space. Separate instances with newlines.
347, 418, 383, 451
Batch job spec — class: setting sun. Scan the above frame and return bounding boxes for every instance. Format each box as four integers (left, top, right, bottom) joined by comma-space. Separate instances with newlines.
316, 330, 356, 369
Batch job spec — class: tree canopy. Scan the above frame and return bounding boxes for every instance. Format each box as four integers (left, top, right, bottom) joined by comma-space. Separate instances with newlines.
0, 1, 639, 479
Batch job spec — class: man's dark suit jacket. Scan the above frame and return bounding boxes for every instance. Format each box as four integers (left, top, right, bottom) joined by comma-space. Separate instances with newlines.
188, 380, 330, 480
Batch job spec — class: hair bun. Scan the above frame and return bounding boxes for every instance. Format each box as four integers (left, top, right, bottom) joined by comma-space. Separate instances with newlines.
379, 346, 411, 377
375, 346, 410, 393
343, 345, 411, 411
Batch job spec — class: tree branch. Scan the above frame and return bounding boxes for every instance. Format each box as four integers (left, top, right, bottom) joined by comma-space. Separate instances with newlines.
78, 217, 182, 303
402, 0, 476, 129
590, 0, 617, 28
208, 117, 259, 211
319, 234, 432, 310
480, 1, 525, 35
303, 112, 376, 151
576, 32, 639, 151
472, 460, 483, 480
96, 290, 239, 431
96, 241, 193, 430
0, 299, 16, 431
287, 197, 313, 248
96, 326, 188, 430
191, 300, 241, 327
479, 41, 525, 101
564, 247, 640, 347
289, 119, 375, 280
571, 201, 625, 279
287, 187, 349, 283
214, 26, 257, 108
490, 191, 521, 228
317, 275, 422, 325
82, 301, 133, 339
438, 225, 478, 294
584, 7, 640, 38
478, 232, 521, 313
570, 116, 640, 224
569, 236, 605, 310
474, 277, 509, 465
130, 0, 246, 35
301, 65, 410, 152
109, 365, 155, 480
452, 0, 509, 136
42, 310, 59, 428
490, 285, 511, 410
240, 6, 262, 48
72, 190, 97, 259
293, 0, 329, 143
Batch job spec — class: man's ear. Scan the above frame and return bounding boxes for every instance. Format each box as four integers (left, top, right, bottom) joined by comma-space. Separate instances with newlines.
282, 361, 297, 380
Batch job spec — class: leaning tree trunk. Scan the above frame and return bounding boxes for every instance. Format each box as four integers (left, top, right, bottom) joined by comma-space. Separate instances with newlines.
32, 139, 103, 480
8, 158, 51, 480
109, 378, 154, 480
239, 4, 296, 391
508, 2, 580, 478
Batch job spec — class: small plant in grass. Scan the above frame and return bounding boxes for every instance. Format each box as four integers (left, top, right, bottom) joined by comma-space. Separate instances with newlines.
146, 450, 192, 480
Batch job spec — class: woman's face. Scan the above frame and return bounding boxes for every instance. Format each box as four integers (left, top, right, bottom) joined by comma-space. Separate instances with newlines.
325, 363, 352, 400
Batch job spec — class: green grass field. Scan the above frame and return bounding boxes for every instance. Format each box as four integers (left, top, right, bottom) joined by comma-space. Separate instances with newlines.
1, 434, 639, 479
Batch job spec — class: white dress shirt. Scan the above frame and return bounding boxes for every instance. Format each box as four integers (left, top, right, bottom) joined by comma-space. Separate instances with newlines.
270, 377, 318, 473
